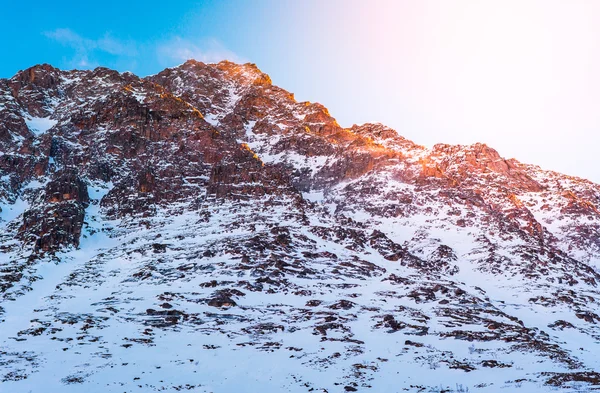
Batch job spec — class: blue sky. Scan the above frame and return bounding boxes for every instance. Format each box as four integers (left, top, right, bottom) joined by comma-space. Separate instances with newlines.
3, 1, 600, 182
1, 0, 268, 75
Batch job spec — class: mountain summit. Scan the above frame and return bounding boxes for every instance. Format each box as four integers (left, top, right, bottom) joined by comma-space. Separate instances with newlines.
1, 61, 600, 392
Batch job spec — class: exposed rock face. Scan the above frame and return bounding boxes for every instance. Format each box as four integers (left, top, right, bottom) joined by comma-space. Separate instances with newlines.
1, 61, 600, 392
44, 171, 90, 204
18, 171, 90, 252
426, 142, 545, 191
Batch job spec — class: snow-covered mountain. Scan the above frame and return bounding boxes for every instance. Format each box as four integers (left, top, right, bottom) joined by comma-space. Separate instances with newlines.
1, 61, 600, 392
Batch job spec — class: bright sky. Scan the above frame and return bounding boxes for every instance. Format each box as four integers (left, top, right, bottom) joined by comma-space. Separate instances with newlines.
2, 0, 599, 182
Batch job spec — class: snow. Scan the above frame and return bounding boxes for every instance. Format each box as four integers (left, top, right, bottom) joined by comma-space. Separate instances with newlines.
25, 116, 57, 136
302, 190, 325, 203
1, 174, 597, 393
204, 113, 219, 126
130, 90, 147, 104
7, 194, 592, 393
0, 197, 29, 228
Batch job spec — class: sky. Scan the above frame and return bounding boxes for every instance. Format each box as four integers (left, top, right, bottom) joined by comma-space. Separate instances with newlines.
1, 0, 599, 182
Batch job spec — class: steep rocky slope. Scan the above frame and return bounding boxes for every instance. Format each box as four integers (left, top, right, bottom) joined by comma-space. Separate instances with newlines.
1, 61, 600, 392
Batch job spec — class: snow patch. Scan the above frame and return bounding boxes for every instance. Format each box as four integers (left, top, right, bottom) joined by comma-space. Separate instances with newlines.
0, 198, 29, 228
25, 116, 57, 136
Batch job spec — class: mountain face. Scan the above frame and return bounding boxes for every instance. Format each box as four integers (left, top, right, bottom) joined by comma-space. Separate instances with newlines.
1, 61, 600, 393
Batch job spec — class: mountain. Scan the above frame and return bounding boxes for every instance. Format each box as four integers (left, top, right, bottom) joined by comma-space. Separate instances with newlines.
1, 61, 600, 393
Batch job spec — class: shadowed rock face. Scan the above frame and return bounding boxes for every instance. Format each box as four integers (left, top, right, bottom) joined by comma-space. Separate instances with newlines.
1, 61, 600, 391
17, 171, 89, 252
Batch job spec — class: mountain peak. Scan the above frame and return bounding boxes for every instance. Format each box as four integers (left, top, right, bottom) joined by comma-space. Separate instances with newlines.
11, 63, 62, 88
175, 59, 272, 87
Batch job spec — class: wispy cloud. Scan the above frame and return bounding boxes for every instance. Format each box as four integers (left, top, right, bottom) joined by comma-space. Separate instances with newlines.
156, 37, 244, 65
43, 28, 243, 73
43, 28, 138, 68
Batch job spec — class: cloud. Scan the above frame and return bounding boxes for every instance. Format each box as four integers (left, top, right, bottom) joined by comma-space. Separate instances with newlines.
43, 28, 244, 73
44, 28, 83, 46
156, 37, 244, 65
43, 28, 138, 68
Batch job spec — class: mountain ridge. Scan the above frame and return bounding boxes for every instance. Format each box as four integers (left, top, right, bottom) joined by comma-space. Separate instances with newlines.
1, 60, 600, 392
3, 60, 592, 185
